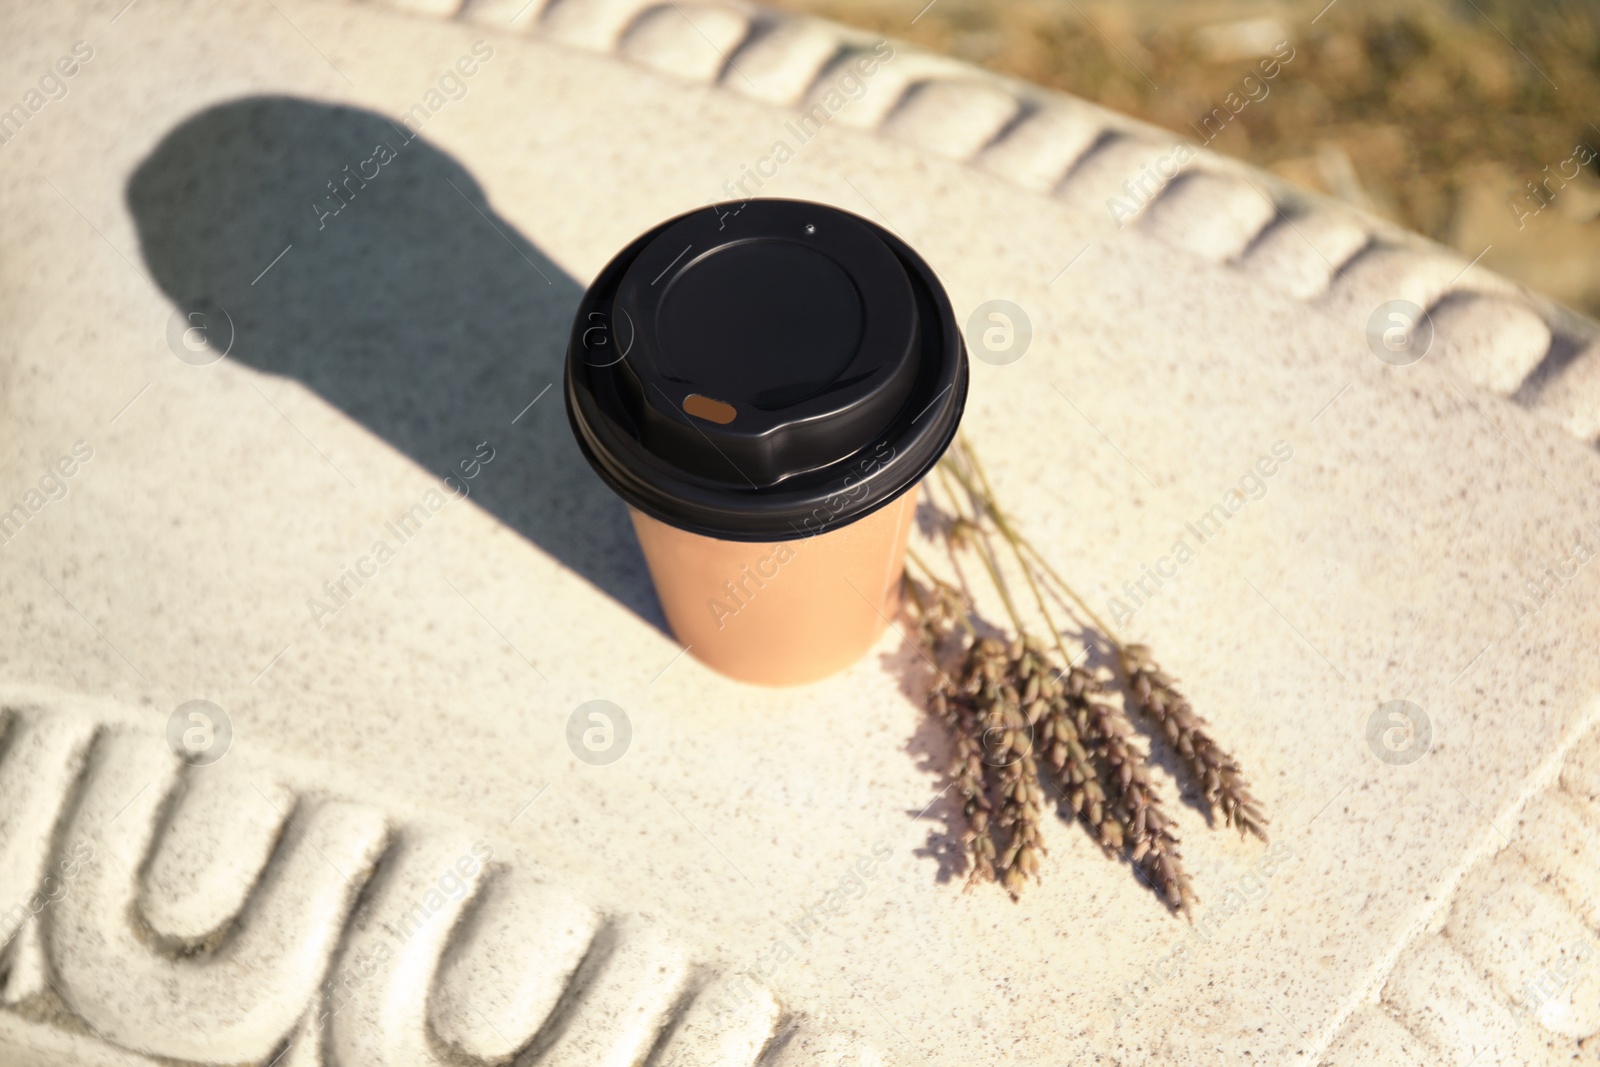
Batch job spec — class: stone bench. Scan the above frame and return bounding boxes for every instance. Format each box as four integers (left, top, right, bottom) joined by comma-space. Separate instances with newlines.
2, 0, 1598, 1063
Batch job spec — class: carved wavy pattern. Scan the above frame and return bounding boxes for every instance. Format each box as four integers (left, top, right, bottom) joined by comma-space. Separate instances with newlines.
51, 730, 389, 1062
720, 16, 848, 107
1319, 724, 1600, 1065
362, 0, 1600, 446
0, 705, 849, 1066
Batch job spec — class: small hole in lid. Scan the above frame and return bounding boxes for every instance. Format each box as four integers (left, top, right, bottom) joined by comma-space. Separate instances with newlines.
804, 223, 816, 234
683, 393, 737, 424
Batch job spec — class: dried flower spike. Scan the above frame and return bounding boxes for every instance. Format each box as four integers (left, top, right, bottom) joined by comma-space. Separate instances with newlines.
906, 573, 994, 889
989, 640, 1049, 898
930, 666, 996, 890
1121, 644, 1269, 842
1041, 694, 1120, 852
1064, 665, 1197, 917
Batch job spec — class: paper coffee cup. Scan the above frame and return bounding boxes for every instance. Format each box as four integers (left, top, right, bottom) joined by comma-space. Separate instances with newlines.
565, 199, 967, 685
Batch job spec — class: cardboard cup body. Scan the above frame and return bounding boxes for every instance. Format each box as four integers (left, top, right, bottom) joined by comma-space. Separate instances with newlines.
568, 199, 966, 686
631, 487, 919, 686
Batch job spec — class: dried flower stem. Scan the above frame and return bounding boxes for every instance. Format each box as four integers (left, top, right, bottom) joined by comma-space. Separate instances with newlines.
943, 445, 1079, 672
954, 438, 1115, 641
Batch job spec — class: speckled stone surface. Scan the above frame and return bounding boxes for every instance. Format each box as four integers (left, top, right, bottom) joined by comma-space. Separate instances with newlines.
2, 0, 1600, 1064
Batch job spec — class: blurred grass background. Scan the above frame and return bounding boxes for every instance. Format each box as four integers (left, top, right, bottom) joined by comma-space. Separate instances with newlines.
762, 0, 1600, 316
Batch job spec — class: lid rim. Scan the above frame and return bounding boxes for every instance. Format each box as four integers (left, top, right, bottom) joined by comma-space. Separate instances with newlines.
566, 356, 968, 543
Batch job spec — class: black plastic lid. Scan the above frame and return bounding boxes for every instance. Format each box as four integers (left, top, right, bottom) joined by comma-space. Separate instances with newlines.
565, 199, 967, 542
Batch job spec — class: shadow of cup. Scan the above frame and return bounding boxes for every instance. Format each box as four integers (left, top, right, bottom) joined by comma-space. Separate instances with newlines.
126, 95, 665, 632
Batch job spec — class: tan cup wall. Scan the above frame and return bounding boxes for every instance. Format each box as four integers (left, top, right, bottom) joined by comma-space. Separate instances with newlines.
629, 487, 919, 686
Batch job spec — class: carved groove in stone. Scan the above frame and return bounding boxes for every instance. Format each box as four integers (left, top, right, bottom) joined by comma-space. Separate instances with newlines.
1320, 723, 1600, 1064
1380, 933, 1552, 1064
1317, 1005, 1436, 1066
1320, 244, 1476, 319
1559, 726, 1600, 804
878, 79, 1025, 162
651, 980, 782, 1066
1513, 790, 1600, 919
1050, 131, 1173, 216
538, 0, 673, 52
0, 710, 97, 954
139, 769, 296, 949
760, 1030, 885, 1066
620, 3, 756, 84
1445, 852, 1600, 1039
1235, 212, 1372, 301
49, 730, 388, 1063
431, 869, 601, 1061
1, 918, 48, 1007
972, 103, 1108, 193
1424, 291, 1555, 397
458, 0, 552, 29
1517, 340, 1600, 444
325, 830, 498, 1065
1137, 170, 1278, 263
719, 18, 846, 107
522, 915, 692, 1066
802, 46, 969, 131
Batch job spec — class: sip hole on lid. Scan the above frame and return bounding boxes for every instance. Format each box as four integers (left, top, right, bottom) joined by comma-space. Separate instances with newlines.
683, 393, 737, 424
